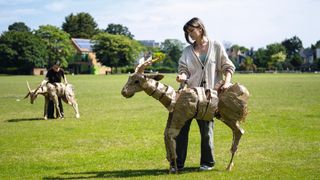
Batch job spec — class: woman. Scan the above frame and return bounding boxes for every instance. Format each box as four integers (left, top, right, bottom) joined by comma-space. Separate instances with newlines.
174, 17, 235, 171
43, 61, 68, 118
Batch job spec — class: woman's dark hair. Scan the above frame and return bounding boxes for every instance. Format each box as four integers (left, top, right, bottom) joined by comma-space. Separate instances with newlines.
183, 17, 207, 45
54, 61, 61, 66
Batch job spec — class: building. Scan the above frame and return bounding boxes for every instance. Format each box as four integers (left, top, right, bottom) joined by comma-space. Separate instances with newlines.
138, 40, 161, 48
226, 47, 247, 66
300, 48, 314, 64
69, 38, 111, 75
300, 47, 320, 71
32, 68, 47, 75
316, 48, 320, 59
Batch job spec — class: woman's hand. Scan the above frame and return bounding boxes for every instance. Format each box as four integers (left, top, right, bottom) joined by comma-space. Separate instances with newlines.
176, 73, 187, 83
221, 81, 232, 91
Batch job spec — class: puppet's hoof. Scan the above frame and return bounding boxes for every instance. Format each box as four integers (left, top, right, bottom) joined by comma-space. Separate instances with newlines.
44, 116, 47, 120
226, 162, 234, 171
76, 114, 80, 119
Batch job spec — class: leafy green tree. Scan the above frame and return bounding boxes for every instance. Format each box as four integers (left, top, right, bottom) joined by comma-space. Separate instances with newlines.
281, 36, 303, 68
161, 39, 184, 69
8, 22, 30, 32
253, 48, 268, 68
265, 43, 287, 70
239, 56, 256, 71
312, 40, 320, 48
290, 53, 303, 68
0, 31, 47, 74
153, 52, 166, 61
282, 36, 303, 56
269, 51, 286, 70
62, 12, 98, 38
105, 23, 134, 39
92, 33, 145, 72
34, 25, 75, 68
266, 43, 286, 56
230, 44, 249, 54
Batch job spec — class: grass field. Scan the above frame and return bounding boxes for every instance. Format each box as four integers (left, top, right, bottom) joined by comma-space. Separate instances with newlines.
0, 73, 319, 179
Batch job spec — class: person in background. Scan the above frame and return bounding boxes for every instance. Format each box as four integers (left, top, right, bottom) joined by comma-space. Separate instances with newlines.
42, 61, 68, 119
173, 17, 235, 172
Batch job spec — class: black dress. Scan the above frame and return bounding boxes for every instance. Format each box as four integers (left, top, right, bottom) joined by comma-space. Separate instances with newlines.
46, 68, 65, 118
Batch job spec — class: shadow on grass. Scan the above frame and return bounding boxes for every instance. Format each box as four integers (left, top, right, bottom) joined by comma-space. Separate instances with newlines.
6, 117, 44, 122
43, 167, 218, 179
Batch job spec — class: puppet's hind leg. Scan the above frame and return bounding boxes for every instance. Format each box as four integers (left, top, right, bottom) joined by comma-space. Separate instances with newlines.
221, 119, 244, 171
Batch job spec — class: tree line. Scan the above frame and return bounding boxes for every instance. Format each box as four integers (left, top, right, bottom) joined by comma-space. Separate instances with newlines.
230, 36, 320, 72
1, 12, 319, 74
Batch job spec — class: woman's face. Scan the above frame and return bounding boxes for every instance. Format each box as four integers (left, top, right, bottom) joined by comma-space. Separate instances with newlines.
187, 26, 202, 41
53, 65, 60, 72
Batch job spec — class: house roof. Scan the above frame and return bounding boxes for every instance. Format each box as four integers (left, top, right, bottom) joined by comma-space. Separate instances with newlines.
71, 38, 94, 52
300, 48, 313, 57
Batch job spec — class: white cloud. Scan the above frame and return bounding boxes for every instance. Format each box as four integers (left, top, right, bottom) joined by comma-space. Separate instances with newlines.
0, 0, 319, 48
0, 8, 38, 23
44, 2, 68, 12
0, 0, 38, 6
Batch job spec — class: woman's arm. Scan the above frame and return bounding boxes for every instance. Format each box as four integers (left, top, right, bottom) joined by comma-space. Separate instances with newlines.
221, 71, 232, 90
177, 48, 190, 83
61, 70, 68, 84
63, 74, 68, 84
217, 41, 234, 90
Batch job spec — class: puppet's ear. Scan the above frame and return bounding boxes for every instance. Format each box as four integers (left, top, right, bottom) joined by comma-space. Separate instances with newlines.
24, 92, 30, 99
145, 74, 164, 81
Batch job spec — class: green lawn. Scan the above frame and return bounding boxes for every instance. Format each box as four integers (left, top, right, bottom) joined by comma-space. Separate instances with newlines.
0, 73, 319, 179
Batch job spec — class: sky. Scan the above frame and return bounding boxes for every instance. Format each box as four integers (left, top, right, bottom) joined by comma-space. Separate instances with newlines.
0, 0, 319, 49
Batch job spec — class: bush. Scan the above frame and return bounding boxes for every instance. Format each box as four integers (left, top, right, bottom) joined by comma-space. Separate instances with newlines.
0, 67, 28, 75
254, 68, 266, 73
119, 67, 135, 74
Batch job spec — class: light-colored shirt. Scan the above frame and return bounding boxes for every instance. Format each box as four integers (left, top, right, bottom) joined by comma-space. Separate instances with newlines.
178, 39, 235, 89
199, 53, 206, 63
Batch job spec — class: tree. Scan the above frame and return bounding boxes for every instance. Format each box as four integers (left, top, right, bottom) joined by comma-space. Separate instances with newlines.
253, 48, 268, 68
105, 23, 134, 39
153, 52, 166, 62
239, 56, 256, 71
266, 43, 286, 56
8, 22, 30, 32
313, 40, 320, 48
34, 25, 75, 68
269, 51, 286, 70
282, 36, 303, 56
0, 31, 47, 74
92, 33, 145, 72
230, 44, 249, 54
62, 12, 98, 38
161, 39, 184, 69
281, 36, 303, 68
265, 43, 287, 70
290, 53, 303, 68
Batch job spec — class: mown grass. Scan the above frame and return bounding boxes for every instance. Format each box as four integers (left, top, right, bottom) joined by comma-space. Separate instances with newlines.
0, 73, 319, 179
